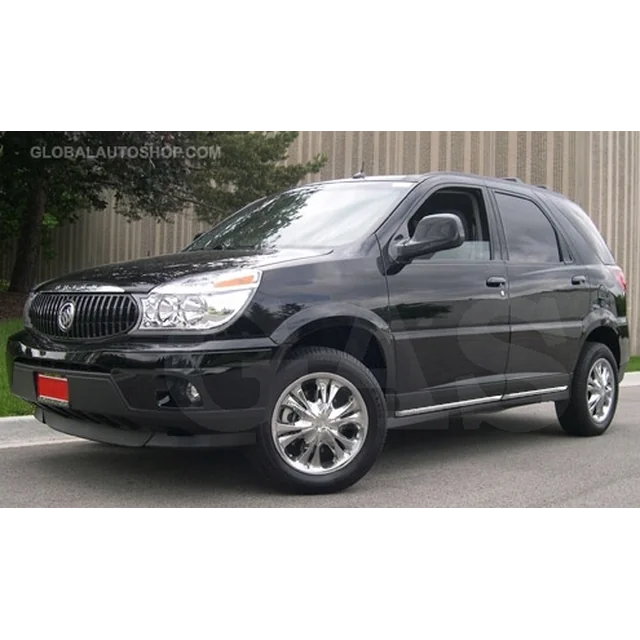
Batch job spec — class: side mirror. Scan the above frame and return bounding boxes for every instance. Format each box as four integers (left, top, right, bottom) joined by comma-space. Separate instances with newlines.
394, 213, 465, 262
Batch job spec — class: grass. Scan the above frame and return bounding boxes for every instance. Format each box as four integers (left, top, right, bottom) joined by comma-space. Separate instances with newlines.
628, 356, 640, 373
0, 319, 33, 417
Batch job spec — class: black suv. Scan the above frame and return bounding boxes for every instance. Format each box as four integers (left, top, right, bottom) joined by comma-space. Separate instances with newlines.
7, 172, 630, 493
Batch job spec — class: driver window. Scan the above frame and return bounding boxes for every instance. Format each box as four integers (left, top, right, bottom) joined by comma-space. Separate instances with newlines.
406, 187, 492, 261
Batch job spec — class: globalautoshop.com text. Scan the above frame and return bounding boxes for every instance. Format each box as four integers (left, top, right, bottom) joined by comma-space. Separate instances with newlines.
29, 145, 222, 161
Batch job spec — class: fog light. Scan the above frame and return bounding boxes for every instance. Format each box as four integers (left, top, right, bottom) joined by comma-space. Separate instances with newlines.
155, 376, 203, 409
185, 382, 201, 405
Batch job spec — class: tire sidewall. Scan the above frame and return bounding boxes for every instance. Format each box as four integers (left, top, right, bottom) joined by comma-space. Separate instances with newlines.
256, 348, 387, 492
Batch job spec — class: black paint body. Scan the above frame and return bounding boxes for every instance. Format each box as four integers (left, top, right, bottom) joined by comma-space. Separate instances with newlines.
7, 173, 630, 447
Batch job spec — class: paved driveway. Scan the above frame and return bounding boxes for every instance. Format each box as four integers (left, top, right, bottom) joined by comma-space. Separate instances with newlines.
2, 380, 639, 507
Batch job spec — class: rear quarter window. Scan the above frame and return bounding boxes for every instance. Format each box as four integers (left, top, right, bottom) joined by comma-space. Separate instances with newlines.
548, 196, 616, 264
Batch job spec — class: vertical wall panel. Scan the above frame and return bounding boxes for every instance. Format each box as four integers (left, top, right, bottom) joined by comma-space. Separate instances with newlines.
2, 131, 639, 354
451, 131, 465, 172
470, 131, 480, 175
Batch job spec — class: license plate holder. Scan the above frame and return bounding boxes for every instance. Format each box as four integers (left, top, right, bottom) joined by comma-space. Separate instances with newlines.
36, 373, 70, 407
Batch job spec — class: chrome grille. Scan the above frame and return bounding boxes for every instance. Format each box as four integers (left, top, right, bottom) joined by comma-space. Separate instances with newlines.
29, 293, 140, 339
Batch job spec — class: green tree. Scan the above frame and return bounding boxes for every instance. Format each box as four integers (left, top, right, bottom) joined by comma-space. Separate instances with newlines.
0, 131, 325, 292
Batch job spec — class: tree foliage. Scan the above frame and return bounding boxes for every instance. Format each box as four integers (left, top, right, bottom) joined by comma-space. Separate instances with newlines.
0, 131, 325, 292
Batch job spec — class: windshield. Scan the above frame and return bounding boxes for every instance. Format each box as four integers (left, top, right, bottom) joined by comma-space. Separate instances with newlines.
184, 181, 413, 252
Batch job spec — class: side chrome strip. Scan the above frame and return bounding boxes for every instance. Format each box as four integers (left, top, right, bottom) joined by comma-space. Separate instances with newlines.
395, 386, 569, 418
396, 395, 502, 418
502, 386, 568, 401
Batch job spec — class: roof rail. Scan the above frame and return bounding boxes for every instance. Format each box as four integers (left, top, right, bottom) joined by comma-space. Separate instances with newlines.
501, 177, 525, 184
536, 184, 549, 190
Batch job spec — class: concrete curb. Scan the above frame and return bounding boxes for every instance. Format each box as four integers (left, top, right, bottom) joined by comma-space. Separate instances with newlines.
0, 372, 638, 422
0, 415, 36, 424
621, 371, 640, 387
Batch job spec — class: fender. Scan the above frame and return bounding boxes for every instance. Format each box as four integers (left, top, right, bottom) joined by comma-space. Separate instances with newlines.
269, 302, 396, 393
574, 306, 628, 370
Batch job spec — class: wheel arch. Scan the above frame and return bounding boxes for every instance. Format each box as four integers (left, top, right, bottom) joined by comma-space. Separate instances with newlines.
270, 304, 396, 398
578, 313, 622, 369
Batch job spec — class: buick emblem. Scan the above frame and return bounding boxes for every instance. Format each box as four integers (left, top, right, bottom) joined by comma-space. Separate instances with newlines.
57, 301, 76, 332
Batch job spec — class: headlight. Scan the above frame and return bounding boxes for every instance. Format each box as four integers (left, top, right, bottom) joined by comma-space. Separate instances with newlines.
137, 269, 261, 331
23, 291, 37, 328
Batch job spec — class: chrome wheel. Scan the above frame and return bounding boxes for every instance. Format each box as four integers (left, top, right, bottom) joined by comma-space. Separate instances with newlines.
587, 358, 615, 424
271, 373, 369, 476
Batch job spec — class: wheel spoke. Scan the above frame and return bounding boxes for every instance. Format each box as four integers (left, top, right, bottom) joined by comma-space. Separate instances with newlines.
329, 428, 357, 451
316, 378, 330, 404
278, 425, 316, 449
326, 433, 346, 462
274, 419, 313, 435
333, 411, 364, 428
297, 437, 318, 465
329, 397, 357, 421
282, 389, 317, 421
292, 385, 316, 411
588, 394, 600, 410
310, 442, 323, 468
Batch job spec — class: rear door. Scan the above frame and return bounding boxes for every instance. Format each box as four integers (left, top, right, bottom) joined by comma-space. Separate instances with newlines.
490, 189, 591, 396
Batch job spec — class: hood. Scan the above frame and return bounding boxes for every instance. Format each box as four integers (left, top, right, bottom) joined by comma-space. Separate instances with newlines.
36, 247, 332, 294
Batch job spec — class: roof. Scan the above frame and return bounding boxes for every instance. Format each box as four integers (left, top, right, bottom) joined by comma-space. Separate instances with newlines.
419, 172, 567, 198
307, 171, 568, 198
307, 174, 424, 185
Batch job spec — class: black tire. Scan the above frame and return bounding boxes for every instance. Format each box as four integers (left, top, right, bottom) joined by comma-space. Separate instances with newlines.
555, 342, 619, 437
251, 347, 387, 494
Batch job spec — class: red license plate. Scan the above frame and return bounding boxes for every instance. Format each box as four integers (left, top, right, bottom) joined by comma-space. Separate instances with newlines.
36, 373, 70, 406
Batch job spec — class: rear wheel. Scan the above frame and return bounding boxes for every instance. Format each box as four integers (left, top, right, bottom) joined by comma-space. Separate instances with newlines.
556, 342, 619, 437
252, 347, 387, 494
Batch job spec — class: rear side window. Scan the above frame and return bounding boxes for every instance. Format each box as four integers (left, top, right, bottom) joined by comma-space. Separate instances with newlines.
494, 192, 561, 263
549, 196, 615, 265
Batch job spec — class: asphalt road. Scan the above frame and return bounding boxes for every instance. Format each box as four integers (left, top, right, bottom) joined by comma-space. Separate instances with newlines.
2, 383, 640, 507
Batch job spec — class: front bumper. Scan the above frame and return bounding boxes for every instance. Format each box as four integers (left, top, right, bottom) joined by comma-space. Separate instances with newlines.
34, 407, 257, 448
7, 330, 278, 448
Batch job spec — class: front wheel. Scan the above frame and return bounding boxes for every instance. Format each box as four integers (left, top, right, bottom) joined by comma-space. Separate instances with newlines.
252, 347, 387, 494
556, 342, 619, 437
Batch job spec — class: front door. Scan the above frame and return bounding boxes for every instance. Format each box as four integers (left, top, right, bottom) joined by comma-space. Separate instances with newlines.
383, 183, 511, 415
490, 189, 591, 395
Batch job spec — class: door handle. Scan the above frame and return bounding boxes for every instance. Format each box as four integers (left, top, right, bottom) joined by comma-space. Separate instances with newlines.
571, 275, 587, 286
486, 276, 507, 288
